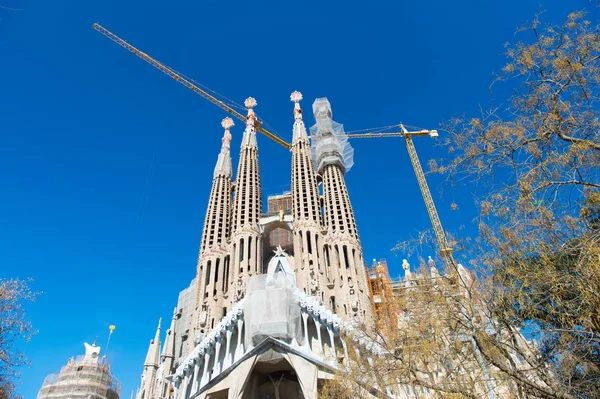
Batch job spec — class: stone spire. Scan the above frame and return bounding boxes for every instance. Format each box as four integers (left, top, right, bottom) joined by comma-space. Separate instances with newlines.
240, 97, 258, 149
199, 118, 235, 253
291, 91, 309, 142
137, 318, 162, 399
213, 118, 233, 178
156, 309, 177, 399
231, 98, 263, 301
311, 98, 373, 325
144, 318, 161, 367
161, 309, 176, 363
290, 91, 327, 298
193, 118, 235, 340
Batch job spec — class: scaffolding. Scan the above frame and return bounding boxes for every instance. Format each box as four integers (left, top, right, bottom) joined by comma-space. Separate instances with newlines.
367, 259, 398, 338
309, 98, 355, 174
37, 343, 121, 399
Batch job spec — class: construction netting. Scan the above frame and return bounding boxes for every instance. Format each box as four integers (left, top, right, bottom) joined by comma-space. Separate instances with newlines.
310, 97, 354, 173
37, 355, 121, 399
243, 271, 302, 348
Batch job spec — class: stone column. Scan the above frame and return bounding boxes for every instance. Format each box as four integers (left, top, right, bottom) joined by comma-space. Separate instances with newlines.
314, 317, 323, 357
223, 326, 233, 370
301, 311, 310, 352
200, 350, 211, 388
327, 327, 336, 362
234, 318, 244, 362
179, 371, 189, 399
212, 337, 222, 376
191, 360, 201, 395
173, 378, 180, 399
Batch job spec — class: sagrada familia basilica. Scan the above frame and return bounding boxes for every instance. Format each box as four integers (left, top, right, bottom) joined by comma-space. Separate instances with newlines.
136, 93, 377, 399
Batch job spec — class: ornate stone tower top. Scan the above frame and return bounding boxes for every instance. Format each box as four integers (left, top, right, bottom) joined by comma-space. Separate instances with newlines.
221, 117, 233, 146
213, 117, 234, 178
291, 90, 303, 120
291, 91, 309, 143
241, 97, 258, 149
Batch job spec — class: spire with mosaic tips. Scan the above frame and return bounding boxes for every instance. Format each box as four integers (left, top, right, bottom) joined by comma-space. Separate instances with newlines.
213, 117, 234, 178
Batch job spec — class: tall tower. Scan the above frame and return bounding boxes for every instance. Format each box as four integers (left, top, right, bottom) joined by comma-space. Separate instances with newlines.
193, 118, 234, 339
137, 318, 161, 399
311, 98, 373, 325
231, 98, 263, 301
156, 309, 177, 399
290, 92, 328, 298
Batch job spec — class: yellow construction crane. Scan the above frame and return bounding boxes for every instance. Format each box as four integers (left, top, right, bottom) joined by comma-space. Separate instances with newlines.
92, 23, 291, 150
92, 24, 455, 269
348, 126, 455, 270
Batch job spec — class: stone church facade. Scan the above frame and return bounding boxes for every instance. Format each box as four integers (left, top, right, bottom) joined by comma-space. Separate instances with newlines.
136, 93, 376, 399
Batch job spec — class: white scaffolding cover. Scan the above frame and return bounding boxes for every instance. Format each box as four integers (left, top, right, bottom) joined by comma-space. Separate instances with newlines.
310, 98, 354, 173
243, 266, 302, 347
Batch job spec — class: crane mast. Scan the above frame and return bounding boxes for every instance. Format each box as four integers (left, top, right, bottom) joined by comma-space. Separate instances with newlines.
401, 128, 455, 269
350, 126, 456, 269
92, 23, 291, 150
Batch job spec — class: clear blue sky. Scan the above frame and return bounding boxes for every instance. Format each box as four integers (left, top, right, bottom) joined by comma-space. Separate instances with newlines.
0, 0, 591, 397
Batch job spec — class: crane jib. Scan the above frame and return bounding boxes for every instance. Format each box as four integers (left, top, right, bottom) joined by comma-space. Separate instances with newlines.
93, 23, 455, 267
92, 23, 290, 149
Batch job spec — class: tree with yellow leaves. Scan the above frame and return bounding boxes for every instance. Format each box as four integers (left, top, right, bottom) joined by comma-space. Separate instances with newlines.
322, 10, 600, 399
0, 279, 38, 399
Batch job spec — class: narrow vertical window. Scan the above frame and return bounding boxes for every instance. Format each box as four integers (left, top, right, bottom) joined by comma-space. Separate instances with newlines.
248, 237, 253, 260
240, 238, 244, 262
205, 261, 212, 286
223, 256, 230, 292
204, 261, 211, 298
343, 246, 350, 269
214, 258, 220, 296
214, 259, 220, 284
